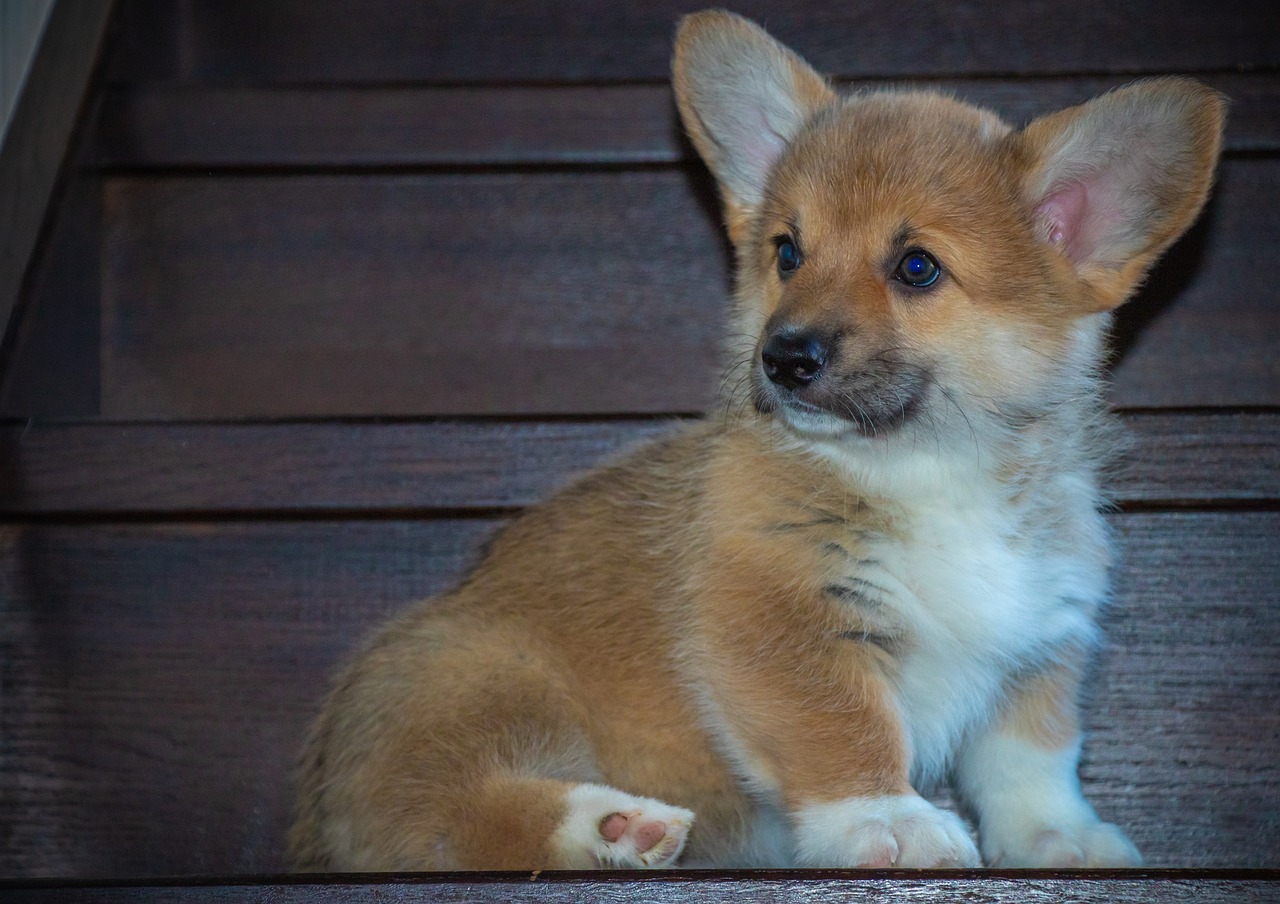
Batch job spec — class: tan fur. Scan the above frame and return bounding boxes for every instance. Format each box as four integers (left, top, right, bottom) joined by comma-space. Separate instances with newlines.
1001, 652, 1088, 751
290, 11, 1224, 870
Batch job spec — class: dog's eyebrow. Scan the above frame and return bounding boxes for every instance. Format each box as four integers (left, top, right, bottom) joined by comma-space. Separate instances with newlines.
891, 223, 918, 249
768, 219, 802, 249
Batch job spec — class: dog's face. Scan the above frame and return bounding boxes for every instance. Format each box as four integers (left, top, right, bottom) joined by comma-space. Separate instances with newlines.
674, 11, 1224, 449
741, 93, 1069, 441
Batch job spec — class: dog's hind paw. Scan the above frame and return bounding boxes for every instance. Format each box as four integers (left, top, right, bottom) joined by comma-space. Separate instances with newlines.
552, 783, 694, 868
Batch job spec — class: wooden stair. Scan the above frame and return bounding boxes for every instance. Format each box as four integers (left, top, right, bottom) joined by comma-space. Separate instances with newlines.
1, 1, 1277, 899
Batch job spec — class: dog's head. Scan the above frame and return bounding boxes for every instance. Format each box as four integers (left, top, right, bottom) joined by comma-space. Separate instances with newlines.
673, 11, 1224, 451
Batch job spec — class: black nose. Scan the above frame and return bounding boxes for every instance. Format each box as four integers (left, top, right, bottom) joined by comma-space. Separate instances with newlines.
761, 332, 829, 390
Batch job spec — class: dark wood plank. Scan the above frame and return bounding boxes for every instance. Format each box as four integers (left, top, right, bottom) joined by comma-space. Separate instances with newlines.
0, 411, 1275, 516
2, 513, 1277, 877
5, 872, 1280, 904
1108, 158, 1280, 408
0, 0, 111, 346
106, 0, 1278, 85
0, 418, 681, 515
94, 74, 1280, 170
0, 518, 500, 878
94, 85, 685, 169
92, 158, 1278, 420
1113, 411, 1280, 506
1085, 513, 1280, 868
97, 168, 732, 419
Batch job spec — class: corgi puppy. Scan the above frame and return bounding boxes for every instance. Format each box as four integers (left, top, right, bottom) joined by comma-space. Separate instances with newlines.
289, 10, 1224, 871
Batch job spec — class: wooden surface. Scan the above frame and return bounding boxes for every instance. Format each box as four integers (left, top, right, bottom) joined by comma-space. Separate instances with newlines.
107, 0, 1278, 84
4, 2, 1278, 421
94, 74, 1280, 169
0, 411, 1277, 516
2, 485, 1278, 876
4, 871, 1280, 903
85, 157, 1278, 419
94, 168, 729, 418
1, 0, 1277, 890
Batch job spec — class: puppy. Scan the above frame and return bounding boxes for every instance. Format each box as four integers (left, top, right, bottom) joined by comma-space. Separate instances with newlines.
289, 10, 1224, 870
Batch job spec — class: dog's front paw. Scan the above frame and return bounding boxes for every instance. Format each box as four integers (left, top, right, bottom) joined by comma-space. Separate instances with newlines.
793, 794, 980, 868
552, 783, 694, 868
987, 818, 1142, 868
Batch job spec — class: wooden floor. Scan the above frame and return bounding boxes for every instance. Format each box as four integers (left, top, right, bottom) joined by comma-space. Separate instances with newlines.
5, 870, 1280, 903
0, 0, 1277, 899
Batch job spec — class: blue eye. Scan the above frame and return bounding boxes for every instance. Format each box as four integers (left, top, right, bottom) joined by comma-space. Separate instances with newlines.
895, 250, 941, 288
775, 238, 802, 276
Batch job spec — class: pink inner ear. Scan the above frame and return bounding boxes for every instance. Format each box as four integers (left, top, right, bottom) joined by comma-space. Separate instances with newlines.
1037, 182, 1092, 264
1037, 174, 1136, 268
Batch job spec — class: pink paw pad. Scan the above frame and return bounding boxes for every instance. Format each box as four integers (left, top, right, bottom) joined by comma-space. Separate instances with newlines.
600, 811, 672, 858
554, 784, 694, 869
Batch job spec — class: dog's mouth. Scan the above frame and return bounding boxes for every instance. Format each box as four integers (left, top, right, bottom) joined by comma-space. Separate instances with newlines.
751, 358, 933, 439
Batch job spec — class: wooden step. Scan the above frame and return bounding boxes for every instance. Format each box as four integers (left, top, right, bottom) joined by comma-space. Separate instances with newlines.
0, 156, 1265, 420
108, 0, 1276, 84
5, 870, 1280, 903
7, 4, 1280, 421
3, 0, 1276, 892
2, 413, 1277, 877
1, 410, 1277, 515
4, 510, 1275, 875
94, 74, 1280, 170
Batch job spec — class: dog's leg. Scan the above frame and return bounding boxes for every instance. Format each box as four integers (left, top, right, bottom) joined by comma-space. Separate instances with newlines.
295, 622, 701, 872
790, 791, 978, 869
549, 783, 695, 868
735, 645, 978, 868
694, 574, 980, 867
776, 665, 979, 870
442, 775, 694, 870
954, 654, 1142, 867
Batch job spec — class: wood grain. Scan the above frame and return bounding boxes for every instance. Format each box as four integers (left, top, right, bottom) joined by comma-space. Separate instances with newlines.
95, 84, 687, 169
0, 518, 499, 878
3, 0, 1276, 895
5, 872, 1280, 903
97, 168, 732, 419
0, 418, 681, 515
1112, 411, 1280, 506
93, 158, 1279, 420
105, 0, 1278, 85
0, 411, 1275, 516
2, 513, 1277, 877
1108, 158, 1280, 408
94, 74, 1280, 170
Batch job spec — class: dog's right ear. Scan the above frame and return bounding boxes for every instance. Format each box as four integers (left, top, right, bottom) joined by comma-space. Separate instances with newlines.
673, 10, 835, 235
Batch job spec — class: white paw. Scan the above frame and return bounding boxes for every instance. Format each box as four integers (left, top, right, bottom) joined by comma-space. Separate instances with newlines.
988, 818, 1142, 868
551, 783, 694, 869
957, 730, 1143, 868
793, 794, 980, 868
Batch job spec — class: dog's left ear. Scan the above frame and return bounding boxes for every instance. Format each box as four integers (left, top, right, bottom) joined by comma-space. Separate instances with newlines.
672, 10, 836, 239
1017, 78, 1226, 311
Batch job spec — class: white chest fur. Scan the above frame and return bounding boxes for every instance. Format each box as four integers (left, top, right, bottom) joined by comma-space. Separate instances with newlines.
827, 453, 1107, 783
